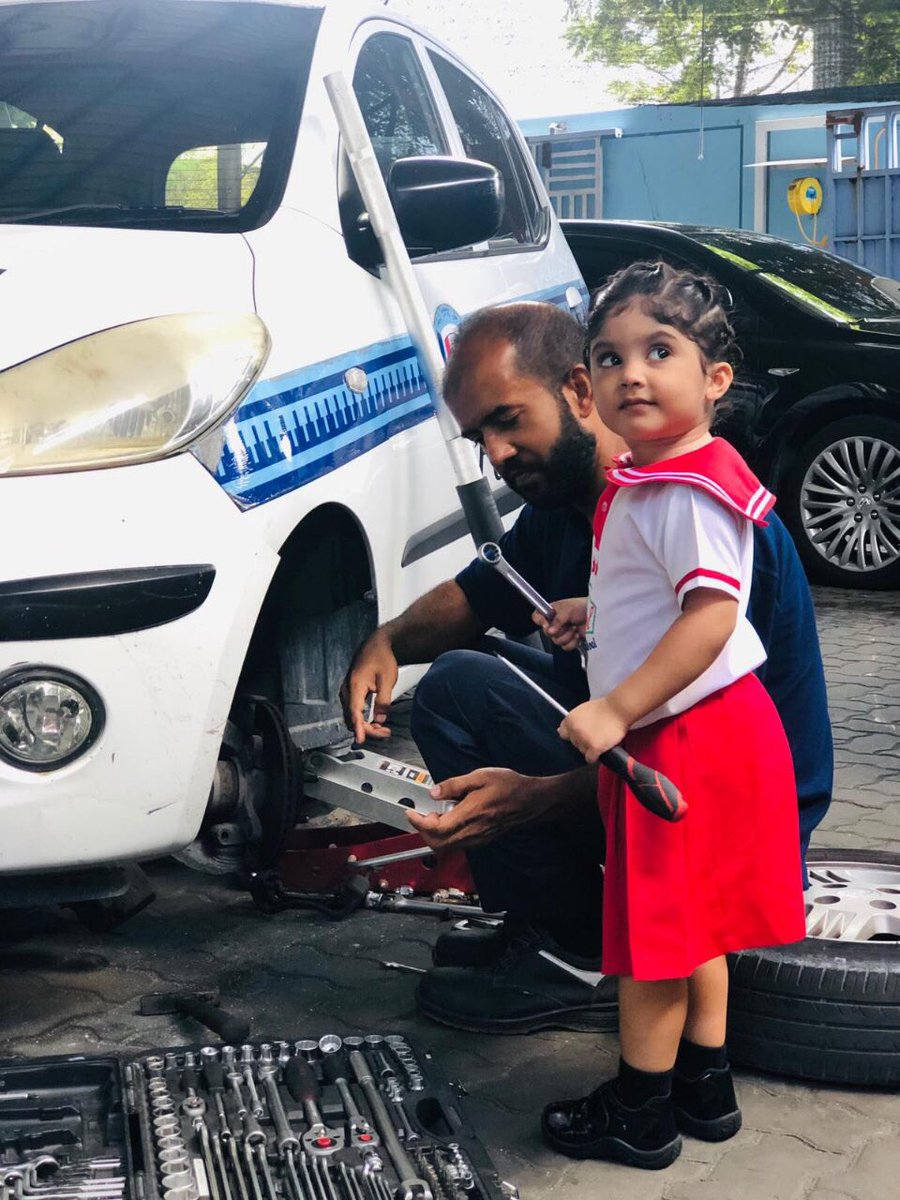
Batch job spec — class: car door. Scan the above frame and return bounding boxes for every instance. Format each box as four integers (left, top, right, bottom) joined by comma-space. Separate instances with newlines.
341, 19, 584, 615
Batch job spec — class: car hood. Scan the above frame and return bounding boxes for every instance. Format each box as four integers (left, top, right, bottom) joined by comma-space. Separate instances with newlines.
0, 224, 256, 371
854, 316, 900, 339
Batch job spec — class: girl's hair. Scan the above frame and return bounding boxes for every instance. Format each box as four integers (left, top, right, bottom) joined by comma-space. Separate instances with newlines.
585, 260, 742, 369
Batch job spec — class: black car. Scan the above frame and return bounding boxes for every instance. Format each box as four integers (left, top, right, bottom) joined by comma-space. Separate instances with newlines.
562, 218, 900, 589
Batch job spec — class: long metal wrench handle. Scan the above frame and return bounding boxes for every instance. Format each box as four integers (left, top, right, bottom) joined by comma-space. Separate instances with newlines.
494, 654, 687, 822
347, 1052, 433, 1200
208, 1136, 233, 1200
258, 1068, 299, 1156
478, 542, 590, 670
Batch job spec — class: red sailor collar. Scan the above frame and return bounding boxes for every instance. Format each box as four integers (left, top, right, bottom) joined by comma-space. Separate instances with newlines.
605, 437, 775, 525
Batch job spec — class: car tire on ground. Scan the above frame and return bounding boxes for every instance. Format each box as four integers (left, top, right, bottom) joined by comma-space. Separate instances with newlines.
781, 414, 900, 589
727, 849, 900, 1087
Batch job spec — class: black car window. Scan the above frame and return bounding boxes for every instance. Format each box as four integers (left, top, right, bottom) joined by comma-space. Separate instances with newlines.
699, 231, 900, 324
429, 51, 545, 247
353, 34, 448, 179
0, 1, 321, 232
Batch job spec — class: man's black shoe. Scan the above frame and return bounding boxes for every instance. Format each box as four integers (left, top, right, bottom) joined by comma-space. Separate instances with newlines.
672, 1065, 742, 1141
542, 1079, 682, 1169
432, 916, 521, 968
416, 926, 617, 1033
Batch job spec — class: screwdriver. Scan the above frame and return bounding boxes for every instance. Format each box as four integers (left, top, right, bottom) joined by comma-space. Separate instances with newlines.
494, 653, 687, 822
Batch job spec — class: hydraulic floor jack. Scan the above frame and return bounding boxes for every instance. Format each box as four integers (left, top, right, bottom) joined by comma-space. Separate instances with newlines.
247, 743, 492, 922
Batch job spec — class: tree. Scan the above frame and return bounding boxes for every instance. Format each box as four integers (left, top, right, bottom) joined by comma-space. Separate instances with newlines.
563, 1, 900, 104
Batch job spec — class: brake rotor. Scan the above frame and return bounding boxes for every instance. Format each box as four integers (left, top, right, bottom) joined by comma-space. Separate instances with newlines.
173, 696, 299, 876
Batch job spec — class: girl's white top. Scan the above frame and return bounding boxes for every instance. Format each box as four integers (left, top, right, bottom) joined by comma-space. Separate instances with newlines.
585, 440, 775, 728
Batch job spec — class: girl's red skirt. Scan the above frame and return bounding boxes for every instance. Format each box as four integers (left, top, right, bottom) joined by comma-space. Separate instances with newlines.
598, 673, 807, 981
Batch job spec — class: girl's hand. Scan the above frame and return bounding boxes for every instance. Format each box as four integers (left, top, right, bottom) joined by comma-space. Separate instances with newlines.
558, 697, 629, 763
533, 596, 588, 651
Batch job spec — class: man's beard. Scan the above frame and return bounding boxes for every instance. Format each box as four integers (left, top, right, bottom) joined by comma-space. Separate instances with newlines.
501, 401, 598, 509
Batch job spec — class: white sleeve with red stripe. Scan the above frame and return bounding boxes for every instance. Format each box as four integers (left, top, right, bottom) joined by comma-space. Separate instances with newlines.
638, 486, 745, 606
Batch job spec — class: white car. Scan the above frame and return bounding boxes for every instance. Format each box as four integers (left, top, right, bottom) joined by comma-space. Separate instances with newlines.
0, 0, 586, 888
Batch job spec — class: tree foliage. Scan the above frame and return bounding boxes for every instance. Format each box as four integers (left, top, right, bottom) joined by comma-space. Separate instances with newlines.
564, 1, 900, 104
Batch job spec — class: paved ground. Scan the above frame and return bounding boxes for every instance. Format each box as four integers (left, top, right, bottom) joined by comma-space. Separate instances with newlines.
0, 586, 898, 1198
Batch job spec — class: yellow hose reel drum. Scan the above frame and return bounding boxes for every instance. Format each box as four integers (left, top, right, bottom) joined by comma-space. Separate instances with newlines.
787, 176, 823, 216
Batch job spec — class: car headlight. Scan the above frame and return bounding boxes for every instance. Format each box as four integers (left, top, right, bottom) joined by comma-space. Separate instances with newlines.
0, 312, 270, 475
0, 667, 104, 770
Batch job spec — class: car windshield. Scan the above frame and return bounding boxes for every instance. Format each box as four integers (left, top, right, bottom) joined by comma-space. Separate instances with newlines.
698, 229, 900, 324
0, 1, 322, 231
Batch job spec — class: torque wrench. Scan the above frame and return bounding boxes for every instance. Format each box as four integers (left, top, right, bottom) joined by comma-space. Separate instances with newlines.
478, 542, 589, 670
283, 1058, 345, 1155
347, 1051, 433, 1200
493, 653, 687, 822
320, 1051, 380, 1150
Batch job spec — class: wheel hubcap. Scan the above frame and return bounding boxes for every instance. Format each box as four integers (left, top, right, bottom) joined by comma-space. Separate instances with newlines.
800, 435, 900, 573
805, 859, 900, 941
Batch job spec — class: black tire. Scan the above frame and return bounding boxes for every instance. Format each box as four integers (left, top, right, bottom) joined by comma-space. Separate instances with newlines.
727, 849, 900, 1087
781, 414, 900, 589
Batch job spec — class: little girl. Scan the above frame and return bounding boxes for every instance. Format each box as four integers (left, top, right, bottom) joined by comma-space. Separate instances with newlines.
540, 261, 806, 1170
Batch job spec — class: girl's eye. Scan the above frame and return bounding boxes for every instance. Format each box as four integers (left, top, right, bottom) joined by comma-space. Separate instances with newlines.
649, 345, 671, 361
596, 351, 619, 368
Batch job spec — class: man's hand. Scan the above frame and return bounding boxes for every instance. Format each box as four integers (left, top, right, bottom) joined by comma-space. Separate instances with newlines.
407, 768, 536, 850
339, 630, 398, 743
558, 697, 628, 764
532, 596, 588, 651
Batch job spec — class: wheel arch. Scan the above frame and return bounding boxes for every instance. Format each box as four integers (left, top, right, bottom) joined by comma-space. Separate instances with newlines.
237, 501, 378, 748
762, 387, 900, 492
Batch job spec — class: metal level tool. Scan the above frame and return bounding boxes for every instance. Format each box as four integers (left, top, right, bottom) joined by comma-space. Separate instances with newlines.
303, 748, 443, 834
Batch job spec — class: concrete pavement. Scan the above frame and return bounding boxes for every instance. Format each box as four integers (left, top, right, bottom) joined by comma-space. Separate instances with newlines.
0, 586, 897, 1198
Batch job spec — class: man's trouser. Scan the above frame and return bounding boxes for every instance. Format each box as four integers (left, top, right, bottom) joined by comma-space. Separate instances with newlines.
410, 639, 605, 928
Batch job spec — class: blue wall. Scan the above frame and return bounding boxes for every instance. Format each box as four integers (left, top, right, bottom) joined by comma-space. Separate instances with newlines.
520, 100, 832, 239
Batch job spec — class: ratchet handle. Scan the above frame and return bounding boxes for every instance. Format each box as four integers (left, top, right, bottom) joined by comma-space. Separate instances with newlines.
601, 745, 687, 822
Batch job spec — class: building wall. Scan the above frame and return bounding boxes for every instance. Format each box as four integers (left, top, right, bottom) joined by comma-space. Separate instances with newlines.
520, 100, 836, 246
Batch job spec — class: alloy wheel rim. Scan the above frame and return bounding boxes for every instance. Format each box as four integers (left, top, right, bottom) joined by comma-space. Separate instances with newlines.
805, 859, 900, 942
800, 435, 900, 573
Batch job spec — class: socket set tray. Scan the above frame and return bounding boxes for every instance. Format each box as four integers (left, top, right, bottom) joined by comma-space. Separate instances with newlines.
0, 1036, 517, 1200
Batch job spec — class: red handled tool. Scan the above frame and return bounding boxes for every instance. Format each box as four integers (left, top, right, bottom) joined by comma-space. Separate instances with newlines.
495, 654, 687, 822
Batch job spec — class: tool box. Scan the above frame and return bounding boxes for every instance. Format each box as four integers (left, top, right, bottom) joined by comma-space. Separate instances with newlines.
0, 1036, 518, 1200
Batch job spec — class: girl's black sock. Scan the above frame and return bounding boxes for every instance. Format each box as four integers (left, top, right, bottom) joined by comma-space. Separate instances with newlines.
615, 1057, 673, 1108
675, 1037, 728, 1077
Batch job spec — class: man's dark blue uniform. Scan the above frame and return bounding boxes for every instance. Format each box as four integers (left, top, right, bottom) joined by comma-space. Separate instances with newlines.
411, 502, 832, 932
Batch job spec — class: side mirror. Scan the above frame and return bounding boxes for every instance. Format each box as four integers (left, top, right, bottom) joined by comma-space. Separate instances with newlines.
388, 156, 504, 255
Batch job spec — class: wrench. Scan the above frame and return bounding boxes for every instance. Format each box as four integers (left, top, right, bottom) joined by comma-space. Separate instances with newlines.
478, 541, 590, 670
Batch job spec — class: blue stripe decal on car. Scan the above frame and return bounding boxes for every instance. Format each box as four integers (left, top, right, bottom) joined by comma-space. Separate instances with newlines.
215, 279, 587, 508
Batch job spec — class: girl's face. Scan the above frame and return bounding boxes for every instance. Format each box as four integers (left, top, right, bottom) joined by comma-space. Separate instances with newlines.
588, 299, 733, 466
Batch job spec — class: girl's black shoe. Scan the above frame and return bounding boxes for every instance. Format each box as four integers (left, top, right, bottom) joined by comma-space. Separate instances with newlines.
541, 1079, 682, 1170
672, 1065, 742, 1141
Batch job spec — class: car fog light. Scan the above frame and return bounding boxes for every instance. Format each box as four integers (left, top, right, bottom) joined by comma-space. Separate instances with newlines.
0, 668, 104, 770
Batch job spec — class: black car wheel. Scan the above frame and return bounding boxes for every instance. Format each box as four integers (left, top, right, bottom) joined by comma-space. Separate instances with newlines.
782, 414, 900, 588
727, 849, 900, 1087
